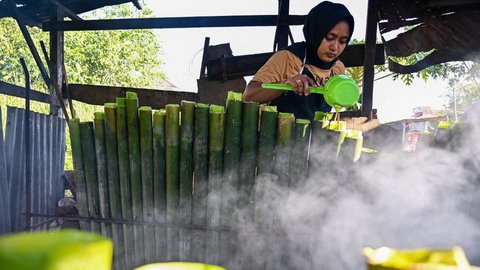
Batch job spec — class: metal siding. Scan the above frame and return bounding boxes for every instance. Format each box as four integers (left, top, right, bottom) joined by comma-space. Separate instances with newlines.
0, 108, 11, 235
5, 107, 66, 232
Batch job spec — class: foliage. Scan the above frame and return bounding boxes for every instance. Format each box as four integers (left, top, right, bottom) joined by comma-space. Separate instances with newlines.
0, 3, 165, 169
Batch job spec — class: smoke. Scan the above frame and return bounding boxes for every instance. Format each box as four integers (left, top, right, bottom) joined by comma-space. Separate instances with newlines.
235, 123, 480, 270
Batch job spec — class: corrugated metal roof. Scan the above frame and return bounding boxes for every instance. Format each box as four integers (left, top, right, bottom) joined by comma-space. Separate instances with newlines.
0, 0, 138, 26
5, 107, 66, 232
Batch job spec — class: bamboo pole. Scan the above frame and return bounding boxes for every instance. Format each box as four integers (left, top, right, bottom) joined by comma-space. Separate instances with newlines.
239, 101, 259, 220
126, 92, 145, 265
68, 119, 89, 231
104, 103, 126, 270
257, 106, 278, 175
139, 106, 155, 264
207, 104, 225, 265
166, 103, 180, 261
116, 97, 135, 269
79, 121, 101, 233
290, 119, 311, 188
93, 112, 112, 238
153, 109, 167, 261
221, 91, 242, 268
273, 113, 295, 187
179, 100, 195, 261
191, 103, 209, 263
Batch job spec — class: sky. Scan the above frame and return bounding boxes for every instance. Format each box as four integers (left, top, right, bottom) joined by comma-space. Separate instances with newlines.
143, 0, 448, 123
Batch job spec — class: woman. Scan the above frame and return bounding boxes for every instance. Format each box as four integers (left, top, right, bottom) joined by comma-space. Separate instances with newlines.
243, 1, 354, 121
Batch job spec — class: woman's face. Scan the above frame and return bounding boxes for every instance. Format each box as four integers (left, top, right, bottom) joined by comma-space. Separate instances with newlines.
316, 20, 350, 62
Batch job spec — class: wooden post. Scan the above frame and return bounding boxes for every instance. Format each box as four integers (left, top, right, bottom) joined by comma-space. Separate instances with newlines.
361, 0, 378, 117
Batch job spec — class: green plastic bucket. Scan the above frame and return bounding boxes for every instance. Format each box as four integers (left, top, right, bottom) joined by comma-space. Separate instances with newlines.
0, 229, 113, 270
135, 262, 226, 270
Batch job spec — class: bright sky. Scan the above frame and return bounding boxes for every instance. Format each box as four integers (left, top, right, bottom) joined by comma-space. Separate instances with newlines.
144, 0, 448, 123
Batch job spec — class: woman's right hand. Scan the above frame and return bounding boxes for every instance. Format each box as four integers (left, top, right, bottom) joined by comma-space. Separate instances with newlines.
288, 75, 317, 96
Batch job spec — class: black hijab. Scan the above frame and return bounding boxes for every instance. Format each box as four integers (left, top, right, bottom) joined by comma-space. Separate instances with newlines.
302, 1, 354, 69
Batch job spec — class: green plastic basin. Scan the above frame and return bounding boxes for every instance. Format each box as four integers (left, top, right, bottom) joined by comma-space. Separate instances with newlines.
0, 229, 113, 270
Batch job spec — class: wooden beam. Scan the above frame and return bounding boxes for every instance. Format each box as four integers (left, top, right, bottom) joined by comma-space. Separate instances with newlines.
0, 80, 60, 106
68, 84, 197, 109
361, 0, 378, 118
49, 0, 83, 21
42, 15, 307, 31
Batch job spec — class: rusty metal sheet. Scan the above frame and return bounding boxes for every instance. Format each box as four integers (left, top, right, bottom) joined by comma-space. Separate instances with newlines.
5, 107, 66, 232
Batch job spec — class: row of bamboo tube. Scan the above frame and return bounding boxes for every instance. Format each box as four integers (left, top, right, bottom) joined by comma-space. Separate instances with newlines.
69, 91, 360, 270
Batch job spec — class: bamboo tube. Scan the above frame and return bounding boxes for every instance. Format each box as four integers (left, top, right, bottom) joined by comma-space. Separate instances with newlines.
179, 100, 195, 261
79, 121, 101, 233
153, 109, 167, 261
191, 103, 209, 263
104, 103, 126, 270
207, 104, 225, 265
273, 113, 295, 187
126, 92, 145, 265
239, 101, 259, 221
93, 112, 112, 238
166, 103, 180, 261
116, 97, 135, 269
220, 91, 242, 268
68, 119, 90, 231
257, 106, 278, 175
139, 106, 155, 264
290, 119, 311, 188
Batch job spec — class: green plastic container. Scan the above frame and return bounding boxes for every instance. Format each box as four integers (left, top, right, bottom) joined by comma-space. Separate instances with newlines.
0, 229, 113, 270
262, 74, 360, 109
135, 262, 226, 270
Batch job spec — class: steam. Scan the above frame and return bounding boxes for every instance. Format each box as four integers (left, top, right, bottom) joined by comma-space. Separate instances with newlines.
234, 123, 480, 270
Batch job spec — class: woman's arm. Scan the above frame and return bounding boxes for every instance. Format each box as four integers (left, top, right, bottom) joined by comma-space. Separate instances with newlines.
243, 80, 284, 103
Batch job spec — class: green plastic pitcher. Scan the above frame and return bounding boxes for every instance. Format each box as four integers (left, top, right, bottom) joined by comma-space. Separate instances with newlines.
262, 74, 360, 109
0, 229, 113, 270
135, 262, 226, 270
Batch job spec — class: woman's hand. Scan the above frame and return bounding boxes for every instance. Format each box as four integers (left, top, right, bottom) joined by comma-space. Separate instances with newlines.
288, 75, 317, 96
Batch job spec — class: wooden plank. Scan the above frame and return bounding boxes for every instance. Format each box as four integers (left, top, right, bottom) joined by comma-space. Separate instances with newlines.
0, 80, 59, 106
42, 15, 306, 31
206, 44, 385, 80
68, 84, 197, 109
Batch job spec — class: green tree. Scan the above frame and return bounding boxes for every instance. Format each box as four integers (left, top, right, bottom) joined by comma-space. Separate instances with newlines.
0, 3, 165, 169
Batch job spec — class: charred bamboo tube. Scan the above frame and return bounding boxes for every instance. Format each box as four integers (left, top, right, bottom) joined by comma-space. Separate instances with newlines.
116, 97, 135, 269
104, 103, 126, 270
220, 91, 242, 268
166, 103, 180, 261
68, 118, 89, 231
126, 92, 145, 265
308, 120, 339, 178
179, 100, 195, 261
207, 104, 225, 265
93, 112, 111, 238
257, 106, 278, 175
239, 101, 259, 220
191, 103, 209, 263
273, 113, 294, 187
139, 106, 155, 264
79, 121, 101, 233
290, 119, 311, 188
153, 109, 167, 261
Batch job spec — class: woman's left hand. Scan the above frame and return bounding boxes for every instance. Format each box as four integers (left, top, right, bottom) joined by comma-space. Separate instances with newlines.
288, 75, 317, 96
